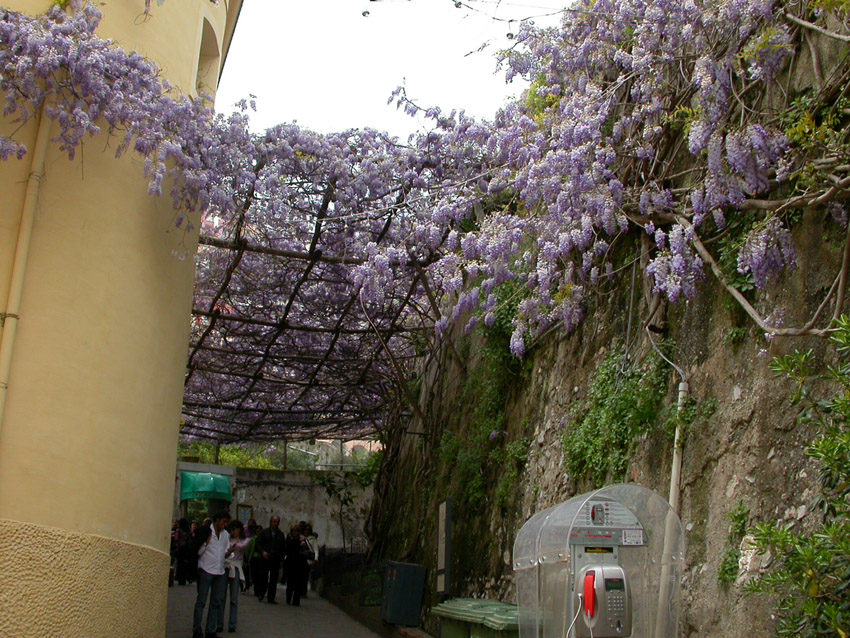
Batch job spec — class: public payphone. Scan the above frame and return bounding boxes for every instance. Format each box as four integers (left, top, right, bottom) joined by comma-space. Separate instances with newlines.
513, 484, 684, 638
573, 564, 631, 637
568, 496, 644, 637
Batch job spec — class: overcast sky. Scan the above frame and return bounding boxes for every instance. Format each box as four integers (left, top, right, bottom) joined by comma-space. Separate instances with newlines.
215, 0, 565, 139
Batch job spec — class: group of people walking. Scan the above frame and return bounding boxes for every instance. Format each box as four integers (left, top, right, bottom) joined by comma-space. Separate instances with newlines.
181, 512, 318, 638
251, 516, 317, 607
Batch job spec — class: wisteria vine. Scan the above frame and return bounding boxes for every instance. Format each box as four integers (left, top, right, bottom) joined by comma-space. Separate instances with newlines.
2, 0, 850, 440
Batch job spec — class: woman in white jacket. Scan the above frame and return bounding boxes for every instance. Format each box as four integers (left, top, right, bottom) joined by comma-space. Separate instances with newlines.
221, 520, 251, 633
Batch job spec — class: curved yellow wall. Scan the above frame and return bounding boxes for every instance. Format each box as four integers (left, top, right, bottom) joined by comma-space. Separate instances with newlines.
0, 519, 169, 637
0, 122, 199, 547
0, 1, 242, 635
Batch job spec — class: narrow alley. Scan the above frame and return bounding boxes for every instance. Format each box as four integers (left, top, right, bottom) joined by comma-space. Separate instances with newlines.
166, 584, 381, 638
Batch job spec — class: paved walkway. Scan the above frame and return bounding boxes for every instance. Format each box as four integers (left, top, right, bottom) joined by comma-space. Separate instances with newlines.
166, 583, 382, 638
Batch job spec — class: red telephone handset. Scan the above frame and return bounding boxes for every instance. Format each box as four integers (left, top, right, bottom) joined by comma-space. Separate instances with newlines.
583, 570, 596, 618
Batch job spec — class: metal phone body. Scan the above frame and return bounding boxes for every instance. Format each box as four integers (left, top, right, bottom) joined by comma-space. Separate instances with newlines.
573, 564, 632, 637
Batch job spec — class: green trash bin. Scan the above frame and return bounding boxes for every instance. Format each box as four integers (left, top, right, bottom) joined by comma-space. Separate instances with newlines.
472, 601, 518, 638
482, 605, 519, 638
432, 600, 467, 638
467, 601, 500, 638
439, 616, 470, 638
433, 599, 519, 638
433, 598, 491, 638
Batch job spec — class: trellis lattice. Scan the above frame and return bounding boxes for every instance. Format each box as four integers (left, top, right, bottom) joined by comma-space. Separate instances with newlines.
181, 132, 443, 443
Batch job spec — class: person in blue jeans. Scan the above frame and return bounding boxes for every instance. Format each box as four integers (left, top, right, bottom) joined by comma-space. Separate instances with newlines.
220, 520, 250, 633
193, 511, 231, 638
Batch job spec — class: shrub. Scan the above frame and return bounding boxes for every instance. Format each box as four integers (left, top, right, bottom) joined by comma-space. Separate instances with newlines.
745, 316, 850, 637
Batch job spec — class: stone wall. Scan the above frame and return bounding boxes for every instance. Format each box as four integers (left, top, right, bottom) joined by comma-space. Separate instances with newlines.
175, 465, 372, 550
366, 209, 840, 638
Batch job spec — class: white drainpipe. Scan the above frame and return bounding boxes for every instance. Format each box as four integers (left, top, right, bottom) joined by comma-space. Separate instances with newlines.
647, 328, 689, 638
0, 109, 53, 433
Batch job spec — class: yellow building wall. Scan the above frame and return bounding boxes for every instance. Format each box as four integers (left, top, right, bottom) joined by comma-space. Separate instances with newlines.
0, 1, 242, 635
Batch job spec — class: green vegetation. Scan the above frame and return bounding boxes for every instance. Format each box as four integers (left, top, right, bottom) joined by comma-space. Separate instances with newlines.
784, 92, 850, 152
562, 346, 669, 485
355, 449, 383, 488
738, 25, 793, 70
717, 213, 758, 296
744, 316, 850, 637
177, 439, 381, 475
316, 472, 358, 550
185, 499, 211, 523
178, 440, 280, 469
724, 326, 748, 346
494, 435, 532, 508
810, 0, 850, 9
524, 74, 562, 126
664, 395, 718, 445
729, 499, 751, 538
809, 0, 850, 12
664, 105, 702, 135
782, 85, 850, 195
437, 281, 531, 509
718, 500, 750, 588
718, 548, 742, 588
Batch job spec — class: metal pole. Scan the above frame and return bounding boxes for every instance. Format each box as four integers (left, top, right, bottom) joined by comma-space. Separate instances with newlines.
654, 380, 688, 638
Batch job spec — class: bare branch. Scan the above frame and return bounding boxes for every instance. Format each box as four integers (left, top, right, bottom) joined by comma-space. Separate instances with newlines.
676, 216, 828, 337
783, 11, 850, 43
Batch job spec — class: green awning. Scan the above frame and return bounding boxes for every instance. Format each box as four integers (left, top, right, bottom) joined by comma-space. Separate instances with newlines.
180, 471, 232, 502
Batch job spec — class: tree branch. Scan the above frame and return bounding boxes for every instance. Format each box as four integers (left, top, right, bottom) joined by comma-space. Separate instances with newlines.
676, 216, 828, 337
833, 221, 850, 322
782, 11, 850, 43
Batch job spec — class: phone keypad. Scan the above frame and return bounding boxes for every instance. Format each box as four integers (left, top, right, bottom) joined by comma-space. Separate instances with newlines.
608, 593, 626, 618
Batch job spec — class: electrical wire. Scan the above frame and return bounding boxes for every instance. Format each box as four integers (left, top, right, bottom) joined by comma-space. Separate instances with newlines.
565, 592, 583, 638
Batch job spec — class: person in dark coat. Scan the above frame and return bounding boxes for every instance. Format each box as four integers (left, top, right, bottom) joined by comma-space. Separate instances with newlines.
284, 524, 309, 606
254, 516, 285, 604
174, 518, 193, 585
187, 520, 200, 584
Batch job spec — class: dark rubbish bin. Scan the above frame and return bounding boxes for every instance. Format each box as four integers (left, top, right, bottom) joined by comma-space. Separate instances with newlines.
381, 561, 427, 626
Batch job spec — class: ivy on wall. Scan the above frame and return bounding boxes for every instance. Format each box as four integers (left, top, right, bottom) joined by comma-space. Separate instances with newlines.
437, 281, 532, 509
561, 346, 669, 486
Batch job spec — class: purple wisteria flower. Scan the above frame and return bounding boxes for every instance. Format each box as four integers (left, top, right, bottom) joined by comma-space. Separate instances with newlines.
0, 0, 817, 379
646, 226, 705, 302
737, 217, 796, 288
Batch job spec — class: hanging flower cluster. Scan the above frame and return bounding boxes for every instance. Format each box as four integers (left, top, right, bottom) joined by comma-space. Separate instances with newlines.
2, 0, 849, 439
411, 0, 807, 353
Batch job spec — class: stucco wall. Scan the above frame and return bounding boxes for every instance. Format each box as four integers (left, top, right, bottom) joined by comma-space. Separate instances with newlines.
4, 0, 233, 95
0, 0, 237, 556
0, 518, 168, 638
237, 469, 373, 550
0, 2, 241, 635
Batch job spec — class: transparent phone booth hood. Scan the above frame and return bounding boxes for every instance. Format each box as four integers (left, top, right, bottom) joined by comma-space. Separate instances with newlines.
513, 484, 685, 638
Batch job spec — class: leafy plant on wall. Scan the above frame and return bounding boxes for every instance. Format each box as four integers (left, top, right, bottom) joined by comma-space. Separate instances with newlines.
744, 316, 850, 637
562, 346, 669, 486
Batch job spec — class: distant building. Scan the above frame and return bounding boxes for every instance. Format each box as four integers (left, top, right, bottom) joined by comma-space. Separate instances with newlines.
0, 1, 242, 635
